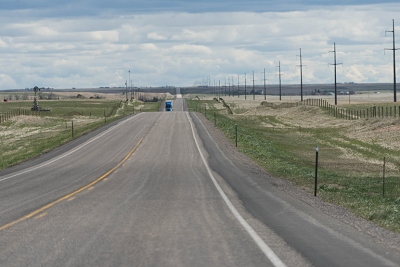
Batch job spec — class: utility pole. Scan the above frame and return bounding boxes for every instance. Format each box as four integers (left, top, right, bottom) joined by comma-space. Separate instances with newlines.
276, 62, 283, 101
261, 68, 268, 101
385, 19, 399, 103
252, 70, 255, 100
329, 43, 342, 105
296, 48, 306, 101
128, 69, 130, 101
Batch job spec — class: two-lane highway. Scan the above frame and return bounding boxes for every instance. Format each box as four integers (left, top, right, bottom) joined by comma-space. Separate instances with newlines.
0, 110, 293, 266
0, 105, 399, 266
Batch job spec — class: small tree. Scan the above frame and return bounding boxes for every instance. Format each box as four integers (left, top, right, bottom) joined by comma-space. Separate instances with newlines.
47, 93, 57, 100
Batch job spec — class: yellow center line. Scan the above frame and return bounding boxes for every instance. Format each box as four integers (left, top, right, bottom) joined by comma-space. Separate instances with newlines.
34, 213, 47, 219
0, 138, 143, 232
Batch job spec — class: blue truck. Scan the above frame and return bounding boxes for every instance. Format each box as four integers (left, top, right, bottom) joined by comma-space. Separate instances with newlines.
165, 101, 173, 111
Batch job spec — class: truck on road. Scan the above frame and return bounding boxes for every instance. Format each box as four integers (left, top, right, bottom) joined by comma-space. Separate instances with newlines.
165, 101, 173, 111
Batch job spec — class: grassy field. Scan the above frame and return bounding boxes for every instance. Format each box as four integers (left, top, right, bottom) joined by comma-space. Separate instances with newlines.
0, 96, 161, 170
187, 93, 400, 233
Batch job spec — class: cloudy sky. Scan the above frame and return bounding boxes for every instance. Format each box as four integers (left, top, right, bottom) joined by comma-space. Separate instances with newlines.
0, 0, 399, 89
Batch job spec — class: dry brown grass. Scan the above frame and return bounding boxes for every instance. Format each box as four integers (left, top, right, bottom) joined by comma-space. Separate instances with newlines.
218, 93, 400, 175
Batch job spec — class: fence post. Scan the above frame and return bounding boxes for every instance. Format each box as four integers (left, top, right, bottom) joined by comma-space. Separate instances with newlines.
383, 157, 386, 197
314, 146, 319, 197
72, 121, 74, 139
235, 124, 238, 147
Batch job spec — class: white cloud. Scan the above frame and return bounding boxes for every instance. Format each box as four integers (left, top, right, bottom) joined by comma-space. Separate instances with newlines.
169, 44, 212, 54
140, 43, 159, 51
89, 31, 119, 42
0, 3, 400, 89
147, 32, 168, 41
0, 74, 17, 89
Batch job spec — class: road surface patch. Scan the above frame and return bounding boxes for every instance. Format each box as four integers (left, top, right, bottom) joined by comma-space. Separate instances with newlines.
0, 138, 143, 232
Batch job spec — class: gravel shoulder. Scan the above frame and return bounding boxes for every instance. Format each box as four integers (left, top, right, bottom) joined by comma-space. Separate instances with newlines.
195, 111, 400, 253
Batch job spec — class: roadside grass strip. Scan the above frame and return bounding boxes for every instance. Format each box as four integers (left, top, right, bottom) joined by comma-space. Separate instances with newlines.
188, 99, 400, 233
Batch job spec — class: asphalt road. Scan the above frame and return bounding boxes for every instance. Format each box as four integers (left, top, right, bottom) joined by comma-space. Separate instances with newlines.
0, 100, 399, 266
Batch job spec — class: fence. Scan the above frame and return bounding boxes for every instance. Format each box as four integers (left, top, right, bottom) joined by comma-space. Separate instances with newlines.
0, 109, 42, 124
0, 101, 126, 125
261, 99, 400, 120
194, 100, 400, 200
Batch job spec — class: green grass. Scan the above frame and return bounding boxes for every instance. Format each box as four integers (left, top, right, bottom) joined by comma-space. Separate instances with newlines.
188, 98, 400, 233
0, 99, 162, 170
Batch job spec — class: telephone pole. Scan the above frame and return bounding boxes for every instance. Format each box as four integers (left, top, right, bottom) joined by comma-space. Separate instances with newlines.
252, 70, 255, 100
296, 48, 306, 101
385, 19, 399, 102
276, 62, 283, 100
261, 68, 268, 101
329, 43, 342, 105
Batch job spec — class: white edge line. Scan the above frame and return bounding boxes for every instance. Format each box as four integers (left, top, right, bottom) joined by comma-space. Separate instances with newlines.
186, 112, 287, 267
0, 113, 144, 183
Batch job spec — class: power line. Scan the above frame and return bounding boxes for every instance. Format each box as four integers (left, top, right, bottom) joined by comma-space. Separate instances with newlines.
296, 48, 306, 102
385, 19, 399, 103
329, 43, 343, 105
276, 61, 283, 101
261, 68, 268, 101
